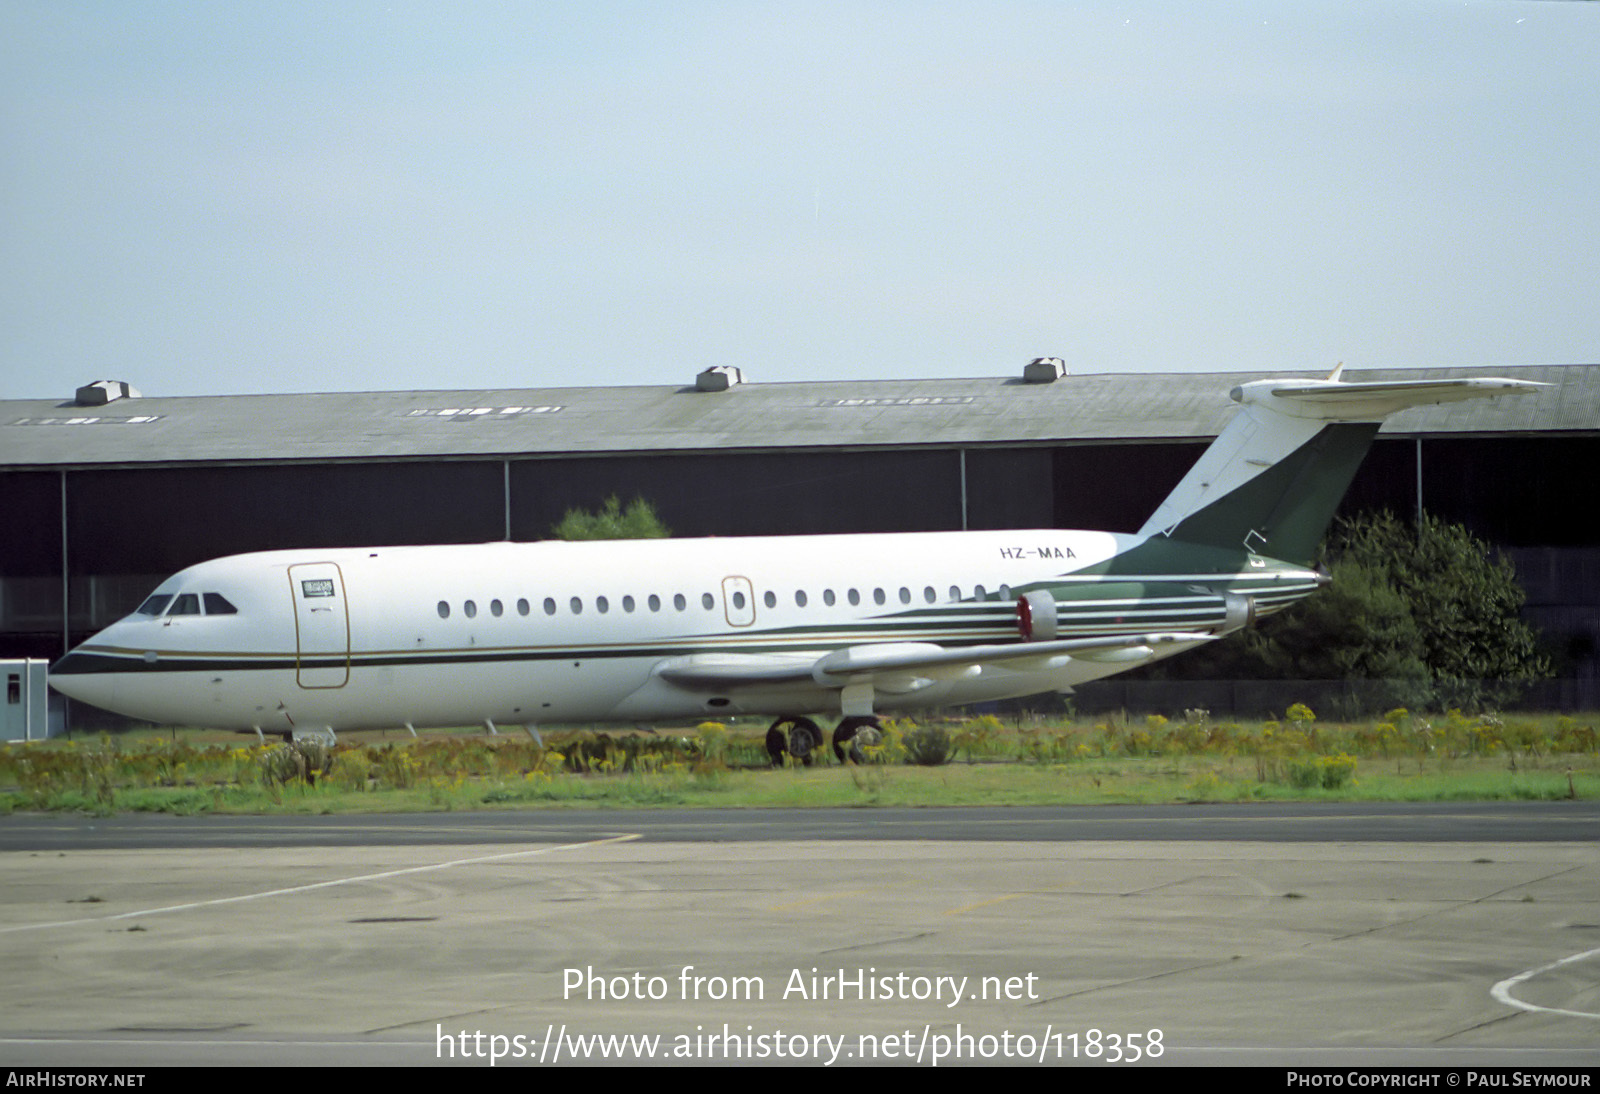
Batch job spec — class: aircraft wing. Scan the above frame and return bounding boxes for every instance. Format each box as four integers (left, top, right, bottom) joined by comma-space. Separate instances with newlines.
654, 632, 1214, 692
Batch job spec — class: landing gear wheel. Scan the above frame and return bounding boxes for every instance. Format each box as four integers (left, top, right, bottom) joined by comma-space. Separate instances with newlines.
787, 718, 821, 765
832, 716, 880, 763
767, 716, 823, 766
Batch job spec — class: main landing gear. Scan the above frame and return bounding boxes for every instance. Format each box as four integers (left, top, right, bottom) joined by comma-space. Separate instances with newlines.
765, 715, 881, 766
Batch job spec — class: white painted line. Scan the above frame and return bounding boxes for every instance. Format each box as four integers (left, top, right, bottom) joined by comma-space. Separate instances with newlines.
1491, 945, 1600, 1020
0, 833, 641, 934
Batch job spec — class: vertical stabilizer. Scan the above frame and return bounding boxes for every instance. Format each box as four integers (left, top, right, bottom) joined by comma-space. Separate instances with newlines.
1137, 374, 1543, 565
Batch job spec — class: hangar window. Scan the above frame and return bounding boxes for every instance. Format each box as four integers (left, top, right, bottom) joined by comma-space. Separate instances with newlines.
673, 594, 687, 611
490, 599, 503, 617
517, 599, 530, 616
203, 593, 238, 615
437, 601, 450, 619
763, 590, 776, 609
823, 589, 835, 606
701, 592, 714, 610
464, 600, 477, 619
570, 597, 583, 615
648, 594, 661, 612
795, 590, 808, 608
136, 594, 173, 616
169, 593, 201, 616
847, 589, 861, 606
596, 596, 609, 614
543, 598, 556, 615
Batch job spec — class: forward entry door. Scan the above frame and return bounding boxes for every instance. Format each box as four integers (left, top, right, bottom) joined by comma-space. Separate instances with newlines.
289, 562, 350, 688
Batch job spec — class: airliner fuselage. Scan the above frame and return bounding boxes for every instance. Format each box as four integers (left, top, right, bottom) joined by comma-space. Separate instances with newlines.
50, 530, 1319, 734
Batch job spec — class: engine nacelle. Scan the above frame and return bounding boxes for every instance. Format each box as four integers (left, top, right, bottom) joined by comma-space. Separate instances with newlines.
1017, 590, 1059, 641
1018, 584, 1258, 641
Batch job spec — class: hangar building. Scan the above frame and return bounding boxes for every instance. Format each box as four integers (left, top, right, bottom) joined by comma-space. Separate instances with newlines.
3, 362, 1596, 715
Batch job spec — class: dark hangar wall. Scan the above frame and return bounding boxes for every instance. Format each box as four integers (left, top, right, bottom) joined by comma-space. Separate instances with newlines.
3, 434, 1595, 673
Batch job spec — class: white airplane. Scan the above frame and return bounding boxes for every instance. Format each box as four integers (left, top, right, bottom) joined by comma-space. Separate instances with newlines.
49, 370, 1541, 760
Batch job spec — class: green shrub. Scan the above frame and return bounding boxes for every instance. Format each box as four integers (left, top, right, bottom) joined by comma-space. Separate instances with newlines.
902, 726, 952, 766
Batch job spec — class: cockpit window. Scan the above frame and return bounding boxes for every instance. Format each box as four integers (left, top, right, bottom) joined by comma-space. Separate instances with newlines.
203, 593, 238, 615
168, 593, 201, 616
136, 594, 173, 616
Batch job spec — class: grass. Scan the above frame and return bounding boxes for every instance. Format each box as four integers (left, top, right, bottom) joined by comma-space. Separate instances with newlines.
2, 709, 1596, 816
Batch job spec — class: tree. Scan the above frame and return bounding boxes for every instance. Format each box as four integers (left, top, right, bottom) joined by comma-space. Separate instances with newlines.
1321, 512, 1549, 708
550, 496, 670, 540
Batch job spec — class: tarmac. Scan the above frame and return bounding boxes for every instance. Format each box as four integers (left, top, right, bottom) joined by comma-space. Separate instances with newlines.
1, 807, 1597, 1067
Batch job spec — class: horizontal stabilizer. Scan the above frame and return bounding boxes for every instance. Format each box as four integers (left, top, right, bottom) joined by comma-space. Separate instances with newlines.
1232, 376, 1546, 421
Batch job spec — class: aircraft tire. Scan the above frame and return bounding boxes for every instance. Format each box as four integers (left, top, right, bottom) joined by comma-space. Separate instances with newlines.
832, 716, 876, 764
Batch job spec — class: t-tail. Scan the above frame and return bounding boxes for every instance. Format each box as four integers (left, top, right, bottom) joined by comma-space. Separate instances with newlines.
1137, 366, 1544, 566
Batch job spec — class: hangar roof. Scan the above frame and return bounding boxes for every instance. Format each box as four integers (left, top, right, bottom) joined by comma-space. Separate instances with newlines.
2, 363, 1594, 471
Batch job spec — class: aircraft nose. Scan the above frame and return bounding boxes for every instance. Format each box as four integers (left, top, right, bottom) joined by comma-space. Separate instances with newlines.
47, 646, 119, 707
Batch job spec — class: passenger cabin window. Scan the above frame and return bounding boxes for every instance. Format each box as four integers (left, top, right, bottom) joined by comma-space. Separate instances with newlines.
623, 595, 635, 613
168, 593, 201, 616
596, 596, 609, 614
491, 599, 503, 617
464, 600, 477, 619
873, 588, 886, 606
203, 593, 238, 615
823, 589, 835, 606
518, 599, 530, 616
673, 594, 686, 611
924, 587, 936, 604
544, 598, 556, 615
701, 592, 714, 610
764, 591, 776, 609
796, 590, 808, 607
648, 594, 661, 612
137, 594, 173, 616
847, 589, 861, 606
570, 597, 583, 615
438, 601, 450, 619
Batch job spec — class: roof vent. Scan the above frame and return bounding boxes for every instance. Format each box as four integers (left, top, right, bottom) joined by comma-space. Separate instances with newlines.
75, 381, 143, 406
1022, 358, 1067, 384
695, 366, 745, 392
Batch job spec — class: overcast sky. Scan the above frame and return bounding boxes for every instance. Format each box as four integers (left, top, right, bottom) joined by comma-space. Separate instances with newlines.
2, 1, 1596, 400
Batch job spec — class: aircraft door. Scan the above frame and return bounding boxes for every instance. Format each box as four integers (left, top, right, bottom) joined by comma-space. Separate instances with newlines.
289, 562, 350, 688
721, 576, 756, 627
